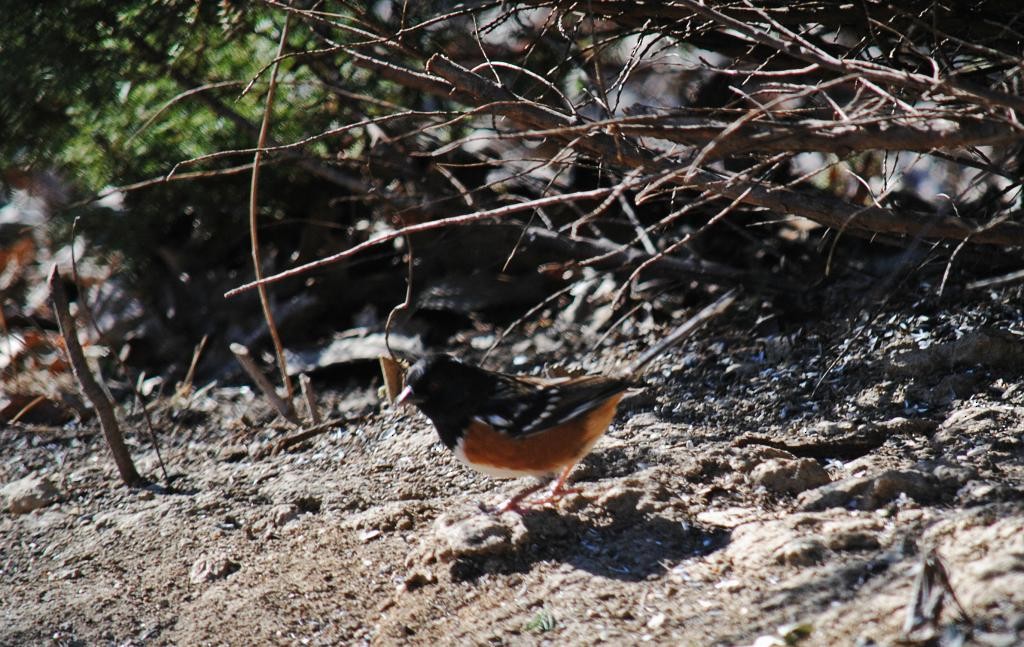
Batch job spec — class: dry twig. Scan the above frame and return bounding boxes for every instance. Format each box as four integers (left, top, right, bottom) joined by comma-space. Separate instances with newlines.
230, 343, 301, 426
248, 10, 295, 406
48, 267, 144, 487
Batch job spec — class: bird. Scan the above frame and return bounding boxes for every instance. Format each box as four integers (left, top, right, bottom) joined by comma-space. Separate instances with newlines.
396, 289, 737, 513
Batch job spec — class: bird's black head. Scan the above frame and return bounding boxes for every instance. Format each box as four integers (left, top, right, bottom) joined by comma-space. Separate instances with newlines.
397, 354, 490, 448
398, 353, 473, 408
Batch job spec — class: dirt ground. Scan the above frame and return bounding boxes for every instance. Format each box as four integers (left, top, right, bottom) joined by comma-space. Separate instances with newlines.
3, 286, 1024, 646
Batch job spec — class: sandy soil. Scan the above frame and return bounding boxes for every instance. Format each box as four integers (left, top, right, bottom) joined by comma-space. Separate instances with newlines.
3, 287, 1024, 646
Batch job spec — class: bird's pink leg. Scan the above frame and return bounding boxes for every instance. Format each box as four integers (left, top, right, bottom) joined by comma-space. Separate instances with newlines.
494, 466, 582, 514
525, 465, 582, 508
545, 465, 582, 500
495, 481, 547, 514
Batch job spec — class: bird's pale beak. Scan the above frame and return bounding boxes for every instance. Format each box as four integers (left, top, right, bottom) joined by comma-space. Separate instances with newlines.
396, 385, 414, 404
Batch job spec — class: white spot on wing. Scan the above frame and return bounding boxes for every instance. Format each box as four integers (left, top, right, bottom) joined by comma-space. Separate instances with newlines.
481, 414, 511, 427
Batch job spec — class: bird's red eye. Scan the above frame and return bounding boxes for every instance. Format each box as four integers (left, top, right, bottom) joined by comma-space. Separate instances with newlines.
422, 380, 440, 395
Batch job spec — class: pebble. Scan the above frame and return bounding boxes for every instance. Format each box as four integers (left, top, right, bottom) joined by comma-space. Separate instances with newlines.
749, 458, 831, 495
189, 554, 240, 584
217, 445, 248, 462
595, 486, 642, 516
774, 537, 826, 566
395, 516, 414, 531
359, 529, 382, 543
2, 475, 61, 514
399, 567, 436, 592
826, 531, 880, 551
797, 469, 936, 511
431, 513, 517, 561
271, 503, 300, 527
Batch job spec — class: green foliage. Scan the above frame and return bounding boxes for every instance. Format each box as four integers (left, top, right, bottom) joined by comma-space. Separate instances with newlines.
5, 2, 225, 172
2, 1, 334, 187
0, 0, 345, 281
525, 610, 556, 633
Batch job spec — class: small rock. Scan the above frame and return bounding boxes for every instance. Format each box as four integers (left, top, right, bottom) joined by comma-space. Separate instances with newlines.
432, 514, 516, 561
49, 567, 81, 581
396, 488, 423, 501
886, 329, 1024, 377
807, 420, 856, 437
854, 385, 885, 409
797, 469, 937, 511
395, 516, 414, 531
932, 464, 977, 486
647, 613, 666, 629
874, 417, 937, 436
775, 537, 826, 566
723, 362, 759, 379
715, 578, 743, 592
907, 373, 980, 406
245, 517, 271, 539
754, 447, 798, 462
292, 495, 322, 514
217, 445, 248, 462
271, 503, 300, 527
400, 567, 436, 592
189, 554, 239, 584
595, 486, 642, 516
2, 475, 60, 514
958, 481, 1023, 505
827, 531, 880, 551
732, 446, 795, 473
749, 458, 831, 495
359, 529, 382, 543
695, 507, 761, 528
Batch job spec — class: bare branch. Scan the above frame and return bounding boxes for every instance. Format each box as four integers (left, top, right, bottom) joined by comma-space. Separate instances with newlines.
49, 267, 144, 487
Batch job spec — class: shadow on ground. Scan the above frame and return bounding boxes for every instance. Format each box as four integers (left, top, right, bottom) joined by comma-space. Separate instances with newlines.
450, 506, 730, 582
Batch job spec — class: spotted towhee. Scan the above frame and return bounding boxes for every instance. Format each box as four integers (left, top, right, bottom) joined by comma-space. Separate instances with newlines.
397, 289, 737, 513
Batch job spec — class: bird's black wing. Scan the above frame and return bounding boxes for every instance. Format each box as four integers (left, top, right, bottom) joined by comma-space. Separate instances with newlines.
472, 374, 627, 438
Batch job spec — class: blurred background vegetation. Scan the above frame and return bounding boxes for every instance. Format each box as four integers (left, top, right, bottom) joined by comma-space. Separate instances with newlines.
2, 1, 1022, 399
